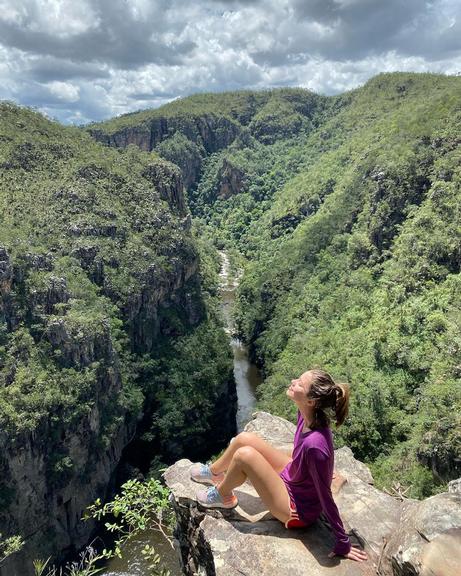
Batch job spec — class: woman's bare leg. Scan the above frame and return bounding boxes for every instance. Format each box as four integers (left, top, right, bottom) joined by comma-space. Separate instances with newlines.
217, 446, 291, 524
210, 432, 291, 475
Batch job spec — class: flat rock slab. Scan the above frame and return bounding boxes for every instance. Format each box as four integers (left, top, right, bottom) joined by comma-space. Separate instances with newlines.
382, 494, 461, 576
332, 447, 401, 558
243, 411, 296, 454
164, 455, 376, 575
201, 516, 376, 576
164, 412, 461, 576
164, 458, 276, 523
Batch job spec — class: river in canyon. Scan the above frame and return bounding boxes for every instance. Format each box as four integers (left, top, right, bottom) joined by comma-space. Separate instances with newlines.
218, 251, 261, 431
101, 251, 260, 575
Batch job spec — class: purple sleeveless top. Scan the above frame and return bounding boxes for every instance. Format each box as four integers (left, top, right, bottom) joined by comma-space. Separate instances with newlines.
279, 410, 351, 556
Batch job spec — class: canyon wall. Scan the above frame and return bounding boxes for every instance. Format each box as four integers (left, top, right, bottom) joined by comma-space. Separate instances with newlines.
0, 103, 236, 574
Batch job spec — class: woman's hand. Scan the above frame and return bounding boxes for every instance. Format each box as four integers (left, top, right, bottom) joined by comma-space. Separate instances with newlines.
328, 546, 368, 562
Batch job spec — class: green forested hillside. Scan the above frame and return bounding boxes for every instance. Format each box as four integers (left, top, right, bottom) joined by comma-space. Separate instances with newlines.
0, 101, 233, 447
88, 88, 327, 138
0, 102, 234, 569
5, 71, 461, 571
92, 73, 461, 498
232, 73, 461, 497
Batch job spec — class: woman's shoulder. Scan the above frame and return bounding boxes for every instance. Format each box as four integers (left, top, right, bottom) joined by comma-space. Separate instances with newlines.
302, 427, 333, 452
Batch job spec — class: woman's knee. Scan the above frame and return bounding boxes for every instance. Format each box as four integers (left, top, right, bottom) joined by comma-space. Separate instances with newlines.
233, 445, 258, 465
233, 431, 258, 448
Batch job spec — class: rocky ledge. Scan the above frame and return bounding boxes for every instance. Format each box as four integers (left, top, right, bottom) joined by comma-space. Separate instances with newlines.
164, 411, 461, 576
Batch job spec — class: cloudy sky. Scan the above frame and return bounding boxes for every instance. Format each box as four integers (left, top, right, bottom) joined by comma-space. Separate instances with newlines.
1, 0, 460, 124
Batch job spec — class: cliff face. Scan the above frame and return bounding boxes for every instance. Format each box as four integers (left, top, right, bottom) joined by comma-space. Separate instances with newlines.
164, 412, 461, 576
89, 114, 240, 154
0, 247, 127, 574
141, 161, 189, 215
0, 237, 231, 575
216, 158, 247, 200
87, 89, 326, 196
0, 235, 201, 575
0, 369, 132, 576
89, 113, 241, 192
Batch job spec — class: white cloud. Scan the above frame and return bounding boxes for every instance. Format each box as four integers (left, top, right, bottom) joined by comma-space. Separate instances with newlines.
0, 0, 99, 37
46, 80, 80, 101
29, 0, 99, 37
127, 0, 155, 21
0, 2, 27, 25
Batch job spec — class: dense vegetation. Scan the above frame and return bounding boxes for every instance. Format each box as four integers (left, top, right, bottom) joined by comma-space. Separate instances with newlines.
222, 74, 461, 497
93, 73, 461, 498
0, 102, 234, 570
88, 88, 327, 138
0, 101, 233, 445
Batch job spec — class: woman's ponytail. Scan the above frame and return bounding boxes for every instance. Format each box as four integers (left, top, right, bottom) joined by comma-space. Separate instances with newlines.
334, 382, 350, 427
306, 370, 350, 428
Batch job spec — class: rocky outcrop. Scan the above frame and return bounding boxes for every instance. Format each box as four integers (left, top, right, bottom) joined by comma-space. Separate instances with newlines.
141, 161, 187, 215
89, 114, 240, 157
0, 240, 205, 576
125, 257, 201, 353
46, 316, 113, 368
0, 421, 133, 576
383, 495, 461, 576
164, 412, 461, 576
71, 245, 104, 285
0, 247, 13, 281
0, 245, 204, 557
89, 124, 153, 151
216, 159, 247, 200
88, 114, 242, 195
0, 247, 16, 328
29, 276, 70, 316
172, 146, 203, 192
0, 247, 128, 576
154, 133, 204, 191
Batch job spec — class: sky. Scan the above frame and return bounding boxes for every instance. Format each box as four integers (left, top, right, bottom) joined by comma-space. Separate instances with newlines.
0, 0, 460, 125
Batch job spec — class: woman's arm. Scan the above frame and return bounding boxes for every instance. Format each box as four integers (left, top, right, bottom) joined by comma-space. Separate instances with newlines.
307, 447, 351, 556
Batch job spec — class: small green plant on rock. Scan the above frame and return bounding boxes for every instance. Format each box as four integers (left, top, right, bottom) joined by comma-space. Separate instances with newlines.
0, 533, 24, 566
33, 548, 104, 576
34, 478, 173, 576
85, 477, 174, 561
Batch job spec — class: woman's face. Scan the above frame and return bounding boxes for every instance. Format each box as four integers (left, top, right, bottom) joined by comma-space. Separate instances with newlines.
287, 371, 314, 405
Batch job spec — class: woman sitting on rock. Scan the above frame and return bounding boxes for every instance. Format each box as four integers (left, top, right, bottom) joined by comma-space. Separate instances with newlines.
190, 369, 368, 563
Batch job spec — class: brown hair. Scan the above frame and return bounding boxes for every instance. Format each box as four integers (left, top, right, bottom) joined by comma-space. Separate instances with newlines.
306, 369, 350, 429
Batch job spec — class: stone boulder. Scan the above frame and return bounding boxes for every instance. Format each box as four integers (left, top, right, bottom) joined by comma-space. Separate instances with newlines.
381, 495, 461, 576
162, 413, 370, 574
164, 411, 461, 576
0, 246, 13, 293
